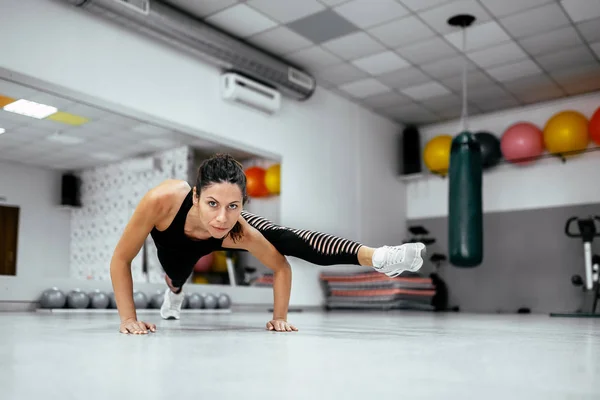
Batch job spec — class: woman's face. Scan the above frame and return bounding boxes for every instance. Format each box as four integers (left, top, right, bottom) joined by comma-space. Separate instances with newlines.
194, 182, 243, 238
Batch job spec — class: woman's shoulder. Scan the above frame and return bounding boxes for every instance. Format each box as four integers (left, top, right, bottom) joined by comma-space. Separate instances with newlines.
144, 179, 191, 215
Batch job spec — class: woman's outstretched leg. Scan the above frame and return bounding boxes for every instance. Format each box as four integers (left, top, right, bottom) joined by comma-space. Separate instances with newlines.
241, 211, 426, 277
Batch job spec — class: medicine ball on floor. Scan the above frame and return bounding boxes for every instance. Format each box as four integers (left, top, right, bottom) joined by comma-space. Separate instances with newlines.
89, 290, 110, 309
67, 289, 90, 309
133, 291, 149, 309
39, 287, 67, 309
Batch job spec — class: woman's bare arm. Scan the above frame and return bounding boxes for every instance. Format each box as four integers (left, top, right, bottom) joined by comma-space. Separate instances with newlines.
110, 189, 166, 333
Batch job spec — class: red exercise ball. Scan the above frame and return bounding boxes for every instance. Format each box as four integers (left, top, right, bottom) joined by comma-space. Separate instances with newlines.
245, 166, 269, 197
501, 122, 544, 165
590, 107, 600, 145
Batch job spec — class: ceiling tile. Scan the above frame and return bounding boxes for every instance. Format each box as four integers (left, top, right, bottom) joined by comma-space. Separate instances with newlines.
397, 0, 452, 12
101, 114, 142, 128
129, 124, 173, 136
205, 4, 278, 37
551, 63, 600, 95
361, 91, 413, 108
321, 32, 386, 60
286, 9, 360, 43
535, 46, 597, 72
440, 70, 498, 92
315, 63, 369, 85
467, 84, 514, 101
420, 55, 478, 80
378, 67, 432, 89
466, 41, 529, 68
395, 36, 458, 64
10, 126, 54, 140
286, 46, 342, 70
444, 21, 512, 52
247, 0, 325, 23
511, 84, 565, 104
27, 93, 76, 110
0, 81, 38, 99
333, 0, 409, 29
61, 103, 111, 120
561, 0, 600, 23
163, 0, 239, 17
417, 1, 493, 35
478, 0, 554, 18
591, 42, 600, 58
247, 26, 313, 55
381, 103, 439, 125
518, 26, 584, 56
318, 0, 350, 5
499, 3, 570, 38
351, 51, 411, 75
486, 59, 544, 82
338, 78, 391, 98
422, 93, 461, 111
367, 15, 436, 48
0, 114, 25, 130
401, 81, 451, 100
476, 96, 521, 112
577, 18, 600, 43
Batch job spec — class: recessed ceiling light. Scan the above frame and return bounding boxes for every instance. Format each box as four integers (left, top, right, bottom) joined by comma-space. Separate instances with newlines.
46, 133, 85, 144
3, 99, 58, 119
0, 128, 5, 135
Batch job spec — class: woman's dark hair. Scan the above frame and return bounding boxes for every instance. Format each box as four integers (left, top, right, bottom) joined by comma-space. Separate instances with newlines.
195, 153, 248, 242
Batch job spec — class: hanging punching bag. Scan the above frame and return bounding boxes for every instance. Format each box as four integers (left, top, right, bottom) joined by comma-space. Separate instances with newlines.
448, 131, 483, 267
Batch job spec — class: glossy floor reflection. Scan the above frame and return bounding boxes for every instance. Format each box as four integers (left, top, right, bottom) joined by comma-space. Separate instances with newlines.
0, 310, 598, 399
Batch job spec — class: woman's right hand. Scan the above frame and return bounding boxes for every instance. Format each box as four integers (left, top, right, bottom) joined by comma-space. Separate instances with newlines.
119, 318, 156, 334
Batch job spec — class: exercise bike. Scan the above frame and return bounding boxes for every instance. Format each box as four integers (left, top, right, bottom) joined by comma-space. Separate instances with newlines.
550, 215, 600, 318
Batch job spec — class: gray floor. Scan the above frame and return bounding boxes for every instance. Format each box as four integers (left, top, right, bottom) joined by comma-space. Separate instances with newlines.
1, 310, 599, 400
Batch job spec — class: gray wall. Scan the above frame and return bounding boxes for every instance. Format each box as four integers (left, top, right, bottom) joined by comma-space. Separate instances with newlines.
409, 203, 600, 314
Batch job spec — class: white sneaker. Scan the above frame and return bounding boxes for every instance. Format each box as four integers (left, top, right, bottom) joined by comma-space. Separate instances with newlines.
371, 243, 426, 277
160, 288, 185, 320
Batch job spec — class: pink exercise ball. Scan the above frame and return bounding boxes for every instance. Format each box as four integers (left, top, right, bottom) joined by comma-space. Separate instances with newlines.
501, 122, 545, 165
193, 252, 215, 273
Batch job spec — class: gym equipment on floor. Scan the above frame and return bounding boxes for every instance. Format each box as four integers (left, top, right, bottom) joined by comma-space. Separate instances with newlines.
550, 216, 600, 318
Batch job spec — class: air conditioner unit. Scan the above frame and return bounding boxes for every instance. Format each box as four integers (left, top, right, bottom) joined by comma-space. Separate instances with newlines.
221, 73, 281, 115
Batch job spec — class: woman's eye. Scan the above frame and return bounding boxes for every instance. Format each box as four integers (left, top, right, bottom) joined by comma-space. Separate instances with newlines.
229, 204, 238, 210
208, 201, 217, 207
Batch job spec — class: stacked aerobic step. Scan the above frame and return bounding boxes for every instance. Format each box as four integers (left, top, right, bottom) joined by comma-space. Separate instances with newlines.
320, 271, 436, 311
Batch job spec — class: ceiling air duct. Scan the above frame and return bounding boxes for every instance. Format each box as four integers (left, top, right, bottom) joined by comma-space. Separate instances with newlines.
63, 0, 316, 101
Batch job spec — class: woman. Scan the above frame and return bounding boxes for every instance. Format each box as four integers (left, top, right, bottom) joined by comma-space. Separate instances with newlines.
110, 154, 426, 335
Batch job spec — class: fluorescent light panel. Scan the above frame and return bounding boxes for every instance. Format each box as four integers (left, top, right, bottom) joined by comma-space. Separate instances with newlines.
0, 127, 5, 135
3, 99, 58, 119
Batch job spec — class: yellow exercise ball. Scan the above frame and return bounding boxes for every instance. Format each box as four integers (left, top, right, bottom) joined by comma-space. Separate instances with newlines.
423, 135, 453, 175
543, 110, 589, 157
264, 164, 280, 195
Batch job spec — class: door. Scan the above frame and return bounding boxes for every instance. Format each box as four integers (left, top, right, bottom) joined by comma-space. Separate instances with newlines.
0, 205, 19, 276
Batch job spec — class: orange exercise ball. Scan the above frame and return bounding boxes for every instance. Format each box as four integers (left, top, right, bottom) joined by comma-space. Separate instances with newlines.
264, 164, 280, 195
423, 135, 452, 175
589, 106, 600, 145
543, 110, 589, 157
245, 166, 269, 197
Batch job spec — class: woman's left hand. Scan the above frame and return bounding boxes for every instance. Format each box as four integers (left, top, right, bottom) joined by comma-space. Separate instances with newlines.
266, 319, 298, 332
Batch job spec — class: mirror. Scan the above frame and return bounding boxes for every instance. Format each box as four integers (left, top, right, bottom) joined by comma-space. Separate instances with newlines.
0, 76, 280, 288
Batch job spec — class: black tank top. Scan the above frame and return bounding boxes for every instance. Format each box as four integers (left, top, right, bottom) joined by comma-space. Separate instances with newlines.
150, 189, 224, 272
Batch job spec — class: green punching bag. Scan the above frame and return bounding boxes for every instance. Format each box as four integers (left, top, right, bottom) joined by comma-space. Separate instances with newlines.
448, 131, 483, 267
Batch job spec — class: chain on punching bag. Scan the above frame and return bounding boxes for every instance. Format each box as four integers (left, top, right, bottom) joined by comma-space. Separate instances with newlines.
448, 132, 483, 267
